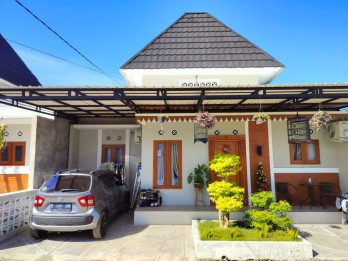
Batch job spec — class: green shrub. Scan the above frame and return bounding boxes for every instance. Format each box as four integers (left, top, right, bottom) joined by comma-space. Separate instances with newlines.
249, 191, 273, 209
245, 191, 293, 231
258, 224, 270, 239
287, 228, 299, 240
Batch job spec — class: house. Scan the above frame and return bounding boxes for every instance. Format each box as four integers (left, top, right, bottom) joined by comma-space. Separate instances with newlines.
120, 12, 348, 206
1, 13, 348, 211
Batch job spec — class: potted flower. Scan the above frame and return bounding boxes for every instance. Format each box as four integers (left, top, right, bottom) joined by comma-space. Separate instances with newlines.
252, 113, 270, 125
309, 110, 333, 132
0, 123, 7, 150
187, 164, 211, 189
194, 111, 217, 129
158, 115, 168, 123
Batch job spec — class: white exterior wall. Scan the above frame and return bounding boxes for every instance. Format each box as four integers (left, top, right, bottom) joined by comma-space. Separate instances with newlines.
336, 143, 348, 192
141, 121, 245, 205
142, 74, 258, 86
271, 121, 338, 168
77, 130, 99, 170
102, 130, 126, 145
68, 126, 142, 192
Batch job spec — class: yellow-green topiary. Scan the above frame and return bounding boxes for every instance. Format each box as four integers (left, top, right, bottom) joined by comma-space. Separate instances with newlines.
0, 123, 7, 150
207, 154, 244, 229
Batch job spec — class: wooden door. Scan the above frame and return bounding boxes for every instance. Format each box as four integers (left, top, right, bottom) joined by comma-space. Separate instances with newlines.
101, 145, 125, 164
208, 135, 247, 205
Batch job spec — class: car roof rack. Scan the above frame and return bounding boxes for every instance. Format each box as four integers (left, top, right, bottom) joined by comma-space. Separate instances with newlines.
55, 169, 82, 175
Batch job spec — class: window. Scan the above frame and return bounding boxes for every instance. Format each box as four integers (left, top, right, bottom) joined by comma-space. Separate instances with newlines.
289, 140, 320, 164
153, 140, 182, 189
0, 142, 26, 165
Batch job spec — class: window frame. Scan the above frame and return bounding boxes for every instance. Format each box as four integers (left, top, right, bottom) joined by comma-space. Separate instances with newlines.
153, 140, 182, 189
101, 144, 125, 164
289, 139, 320, 164
0, 142, 26, 166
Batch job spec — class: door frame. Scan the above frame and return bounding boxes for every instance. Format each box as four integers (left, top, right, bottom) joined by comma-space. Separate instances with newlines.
208, 135, 248, 204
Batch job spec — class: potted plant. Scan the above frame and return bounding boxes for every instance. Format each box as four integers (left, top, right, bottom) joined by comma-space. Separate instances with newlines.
252, 113, 270, 125
0, 123, 7, 150
309, 110, 333, 132
187, 164, 211, 189
194, 111, 217, 129
157, 115, 168, 123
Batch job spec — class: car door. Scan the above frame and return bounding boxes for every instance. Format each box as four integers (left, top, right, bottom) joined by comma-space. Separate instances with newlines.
98, 174, 121, 217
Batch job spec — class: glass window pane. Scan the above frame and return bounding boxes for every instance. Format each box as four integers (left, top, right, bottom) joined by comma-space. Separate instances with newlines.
293, 144, 302, 161
157, 144, 165, 185
1, 147, 9, 162
14, 145, 23, 162
307, 143, 316, 161
116, 147, 123, 164
105, 147, 112, 162
170, 144, 179, 185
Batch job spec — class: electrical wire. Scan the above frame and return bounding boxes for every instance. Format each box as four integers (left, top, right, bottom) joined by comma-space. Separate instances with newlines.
15, 0, 119, 84
6, 38, 124, 84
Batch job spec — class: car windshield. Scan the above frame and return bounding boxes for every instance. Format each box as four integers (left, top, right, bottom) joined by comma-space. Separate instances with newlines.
40, 174, 91, 192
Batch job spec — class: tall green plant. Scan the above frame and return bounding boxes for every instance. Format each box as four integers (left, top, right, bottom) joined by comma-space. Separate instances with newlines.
0, 123, 7, 150
207, 153, 244, 229
187, 164, 211, 188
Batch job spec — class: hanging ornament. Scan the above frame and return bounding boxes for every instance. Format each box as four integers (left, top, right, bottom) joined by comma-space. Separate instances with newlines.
252, 98, 270, 124
194, 110, 217, 129
309, 104, 333, 132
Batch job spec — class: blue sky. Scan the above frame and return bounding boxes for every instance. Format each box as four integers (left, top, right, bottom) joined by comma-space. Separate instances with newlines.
1, 0, 347, 86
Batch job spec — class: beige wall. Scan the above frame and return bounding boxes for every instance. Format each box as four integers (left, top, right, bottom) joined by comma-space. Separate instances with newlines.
141, 121, 245, 205
336, 143, 348, 192
78, 130, 98, 170
102, 130, 126, 145
143, 75, 259, 87
271, 121, 338, 168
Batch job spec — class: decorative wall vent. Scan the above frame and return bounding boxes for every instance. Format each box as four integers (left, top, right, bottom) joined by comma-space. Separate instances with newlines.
180, 79, 220, 87
287, 116, 311, 143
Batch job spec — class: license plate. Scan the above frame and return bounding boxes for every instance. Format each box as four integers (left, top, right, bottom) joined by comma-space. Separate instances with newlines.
51, 203, 72, 212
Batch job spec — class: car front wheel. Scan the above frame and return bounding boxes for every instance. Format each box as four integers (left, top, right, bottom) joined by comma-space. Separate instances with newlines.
30, 229, 48, 239
93, 211, 108, 239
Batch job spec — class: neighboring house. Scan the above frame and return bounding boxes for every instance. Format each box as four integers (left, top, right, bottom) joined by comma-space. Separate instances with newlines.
0, 13, 348, 209
0, 34, 71, 193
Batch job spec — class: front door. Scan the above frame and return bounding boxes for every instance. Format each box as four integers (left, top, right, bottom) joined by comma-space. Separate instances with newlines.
208, 135, 248, 205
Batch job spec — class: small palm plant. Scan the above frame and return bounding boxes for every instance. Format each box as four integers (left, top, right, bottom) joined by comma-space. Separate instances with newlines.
187, 164, 211, 188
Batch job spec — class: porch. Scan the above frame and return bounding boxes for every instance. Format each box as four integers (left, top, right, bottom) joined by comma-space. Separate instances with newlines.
134, 205, 344, 225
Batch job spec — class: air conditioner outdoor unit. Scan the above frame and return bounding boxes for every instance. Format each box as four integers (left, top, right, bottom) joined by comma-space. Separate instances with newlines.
134, 129, 142, 144
326, 121, 348, 142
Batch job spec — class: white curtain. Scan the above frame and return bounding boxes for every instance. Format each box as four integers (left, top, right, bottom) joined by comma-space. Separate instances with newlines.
307, 143, 316, 161
157, 144, 165, 185
171, 144, 179, 185
293, 144, 302, 160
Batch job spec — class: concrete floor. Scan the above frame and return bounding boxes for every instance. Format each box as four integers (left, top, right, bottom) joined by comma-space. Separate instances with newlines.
0, 210, 348, 261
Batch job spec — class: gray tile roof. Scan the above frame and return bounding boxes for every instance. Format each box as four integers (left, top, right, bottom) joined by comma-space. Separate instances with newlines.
0, 34, 41, 86
121, 12, 284, 70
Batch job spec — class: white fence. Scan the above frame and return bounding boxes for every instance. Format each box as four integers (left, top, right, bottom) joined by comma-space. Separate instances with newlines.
0, 189, 37, 241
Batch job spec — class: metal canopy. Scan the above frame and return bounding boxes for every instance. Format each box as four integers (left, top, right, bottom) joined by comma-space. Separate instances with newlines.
1, 84, 348, 121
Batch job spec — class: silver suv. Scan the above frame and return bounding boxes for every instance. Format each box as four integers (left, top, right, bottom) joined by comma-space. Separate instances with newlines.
29, 169, 130, 239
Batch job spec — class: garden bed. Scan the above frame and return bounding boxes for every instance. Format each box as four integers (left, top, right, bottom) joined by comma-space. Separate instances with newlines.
192, 220, 313, 260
